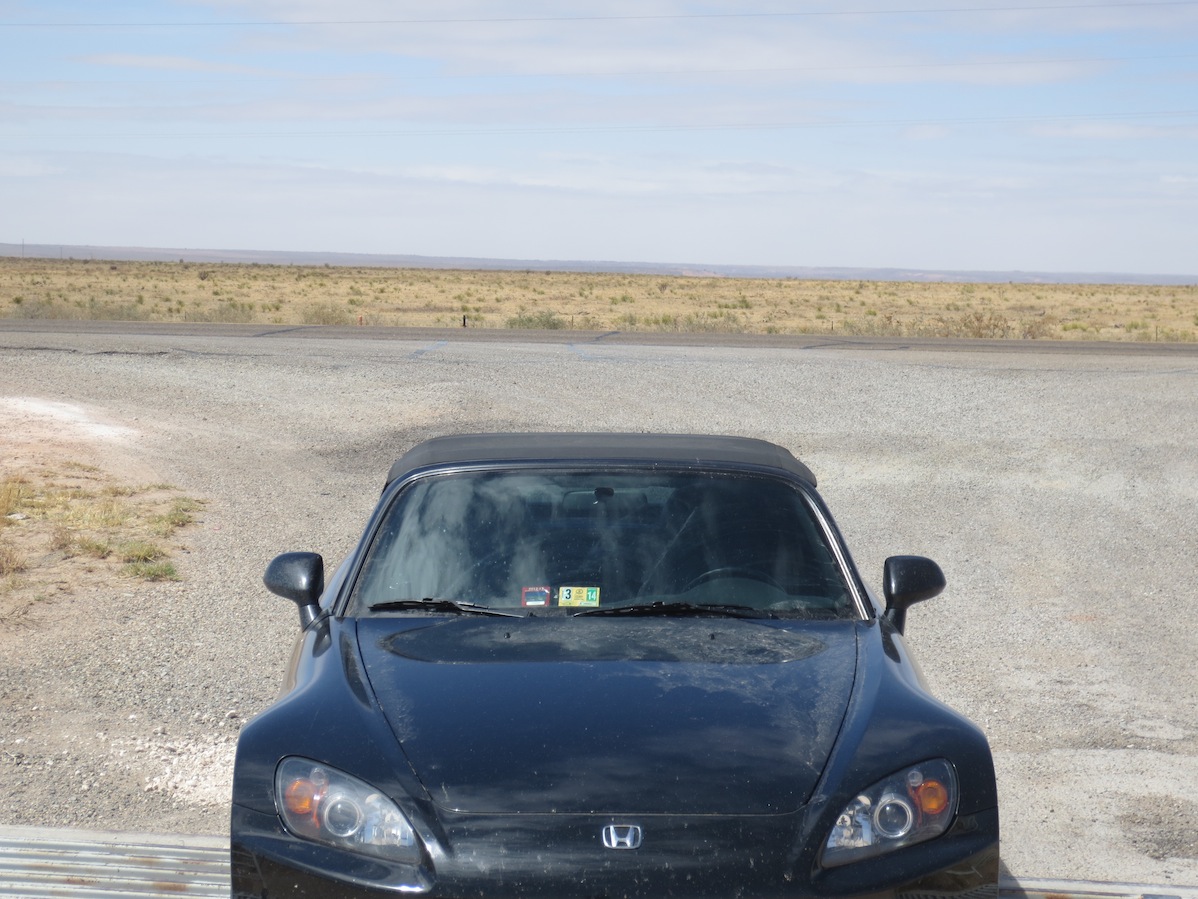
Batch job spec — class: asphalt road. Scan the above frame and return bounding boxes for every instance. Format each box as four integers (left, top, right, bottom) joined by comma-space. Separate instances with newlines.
1, 321, 1195, 885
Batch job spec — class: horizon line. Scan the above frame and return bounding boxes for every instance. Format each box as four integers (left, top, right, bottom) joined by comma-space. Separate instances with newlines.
2, 242, 1194, 286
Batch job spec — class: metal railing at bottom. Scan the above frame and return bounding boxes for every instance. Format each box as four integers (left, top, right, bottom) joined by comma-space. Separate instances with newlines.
0, 824, 1195, 899
0, 825, 228, 898
1003, 879, 1198, 899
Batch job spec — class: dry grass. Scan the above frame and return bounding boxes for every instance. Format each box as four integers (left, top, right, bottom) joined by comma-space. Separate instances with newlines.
0, 465, 203, 623
1, 257, 1194, 341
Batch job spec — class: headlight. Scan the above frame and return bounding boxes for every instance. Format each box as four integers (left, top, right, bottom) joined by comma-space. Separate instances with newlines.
276, 757, 421, 864
821, 759, 957, 867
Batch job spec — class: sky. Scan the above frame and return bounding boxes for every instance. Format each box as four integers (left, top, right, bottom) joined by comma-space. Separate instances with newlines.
2, 1, 1197, 275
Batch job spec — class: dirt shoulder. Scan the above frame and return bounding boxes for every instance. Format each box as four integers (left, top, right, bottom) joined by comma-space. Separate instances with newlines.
0, 398, 200, 627
0, 399, 230, 832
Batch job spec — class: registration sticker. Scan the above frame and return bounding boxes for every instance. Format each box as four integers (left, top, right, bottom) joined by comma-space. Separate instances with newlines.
558, 586, 600, 607
522, 586, 551, 607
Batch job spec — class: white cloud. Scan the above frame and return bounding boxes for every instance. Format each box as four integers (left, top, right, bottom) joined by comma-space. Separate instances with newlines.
1028, 120, 1198, 141
78, 54, 276, 76
0, 155, 63, 177
394, 151, 806, 198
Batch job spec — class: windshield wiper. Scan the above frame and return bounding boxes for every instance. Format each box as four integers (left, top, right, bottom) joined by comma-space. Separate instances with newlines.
574, 600, 772, 619
368, 598, 523, 618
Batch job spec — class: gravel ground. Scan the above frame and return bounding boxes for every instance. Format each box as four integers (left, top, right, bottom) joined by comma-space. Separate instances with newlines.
0, 324, 1195, 885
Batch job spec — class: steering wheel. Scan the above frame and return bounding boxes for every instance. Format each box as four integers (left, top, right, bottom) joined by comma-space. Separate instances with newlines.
683, 566, 783, 593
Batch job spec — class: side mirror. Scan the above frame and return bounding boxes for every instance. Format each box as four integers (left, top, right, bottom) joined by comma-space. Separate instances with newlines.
264, 552, 325, 629
882, 555, 945, 634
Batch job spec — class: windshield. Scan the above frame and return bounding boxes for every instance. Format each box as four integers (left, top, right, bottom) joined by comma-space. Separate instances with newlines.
349, 468, 857, 617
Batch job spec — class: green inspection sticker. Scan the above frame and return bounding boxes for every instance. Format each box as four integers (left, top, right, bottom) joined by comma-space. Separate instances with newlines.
558, 586, 600, 607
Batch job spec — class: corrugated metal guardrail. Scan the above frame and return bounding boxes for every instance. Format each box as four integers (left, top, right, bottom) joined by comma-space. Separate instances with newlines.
0, 824, 1196, 899
0, 826, 228, 898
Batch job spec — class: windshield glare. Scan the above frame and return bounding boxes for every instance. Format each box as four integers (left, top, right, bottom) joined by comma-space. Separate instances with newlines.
350, 469, 856, 617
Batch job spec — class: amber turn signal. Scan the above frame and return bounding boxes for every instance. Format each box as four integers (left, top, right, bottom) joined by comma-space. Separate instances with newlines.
913, 778, 950, 816
283, 777, 319, 817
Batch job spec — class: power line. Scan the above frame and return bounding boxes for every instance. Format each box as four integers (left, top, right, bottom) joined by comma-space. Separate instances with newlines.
3, 1, 1197, 28
3, 108, 1195, 140
4, 52, 1195, 87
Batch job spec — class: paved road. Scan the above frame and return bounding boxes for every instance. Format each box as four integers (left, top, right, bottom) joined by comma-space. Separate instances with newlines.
1, 321, 1195, 885
5, 317, 1198, 356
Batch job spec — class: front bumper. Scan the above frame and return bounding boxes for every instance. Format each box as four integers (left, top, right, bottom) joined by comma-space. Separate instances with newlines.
231, 804, 999, 899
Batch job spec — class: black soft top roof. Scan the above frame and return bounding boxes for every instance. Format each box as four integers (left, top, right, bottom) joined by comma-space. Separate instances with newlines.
385, 433, 816, 487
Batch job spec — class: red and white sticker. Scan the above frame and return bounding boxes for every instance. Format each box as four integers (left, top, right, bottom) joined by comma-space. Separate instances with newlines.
522, 586, 551, 607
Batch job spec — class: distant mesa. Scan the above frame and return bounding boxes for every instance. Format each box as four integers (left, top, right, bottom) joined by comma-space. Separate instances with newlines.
0, 243, 1193, 286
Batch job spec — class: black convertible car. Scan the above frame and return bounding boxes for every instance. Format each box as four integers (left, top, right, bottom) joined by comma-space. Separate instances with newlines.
231, 433, 998, 899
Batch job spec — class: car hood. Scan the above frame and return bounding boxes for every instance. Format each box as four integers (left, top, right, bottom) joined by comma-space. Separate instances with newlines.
355, 616, 858, 816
